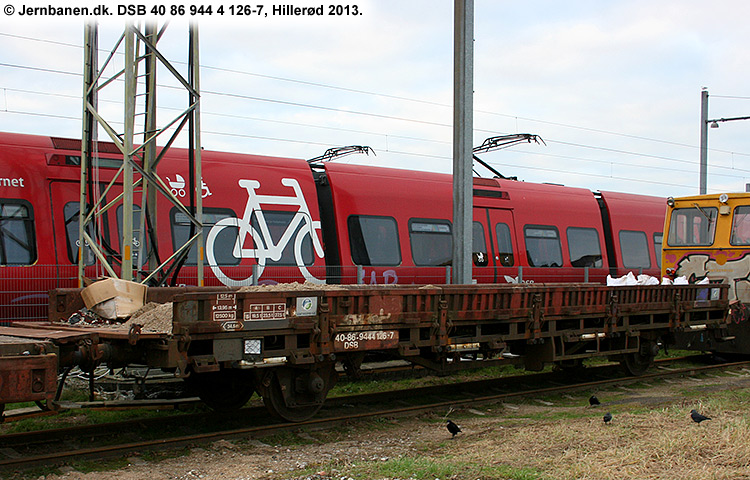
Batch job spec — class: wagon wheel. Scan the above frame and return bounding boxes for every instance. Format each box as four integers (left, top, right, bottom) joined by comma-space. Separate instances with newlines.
260, 365, 337, 422
189, 370, 256, 411
621, 343, 657, 376
621, 352, 653, 376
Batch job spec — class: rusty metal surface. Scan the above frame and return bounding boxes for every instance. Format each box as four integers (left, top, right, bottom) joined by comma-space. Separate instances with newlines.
48, 286, 233, 324
10, 282, 727, 385
0, 325, 94, 342
0, 323, 165, 341
170, 283, 728, 334
0, 353, 57, 404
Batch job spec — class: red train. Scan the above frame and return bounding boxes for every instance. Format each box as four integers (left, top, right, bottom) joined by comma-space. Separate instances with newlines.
0, 131, 665, 322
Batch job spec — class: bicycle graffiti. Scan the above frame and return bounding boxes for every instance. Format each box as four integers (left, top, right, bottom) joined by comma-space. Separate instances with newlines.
205, 178, 325, 286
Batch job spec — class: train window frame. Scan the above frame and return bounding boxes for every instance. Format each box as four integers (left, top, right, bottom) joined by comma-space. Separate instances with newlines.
619, 230, 652, 269
408, 218, 453, 267
524, 225, 563, 268
666, 206, 718, 247
566, 227, 603, 268
0, 199, 36, 265
170, 207, 239, 266
348, 215, 401, 267
730, 205, 750, 246
495, 222, 514, 267
653, 232, 663, 268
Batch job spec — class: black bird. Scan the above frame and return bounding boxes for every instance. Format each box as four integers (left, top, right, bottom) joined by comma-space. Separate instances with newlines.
446, 419, 461, 437
603, 412, 612, 424
690, 409, 711, 423
589, 395, 601, 407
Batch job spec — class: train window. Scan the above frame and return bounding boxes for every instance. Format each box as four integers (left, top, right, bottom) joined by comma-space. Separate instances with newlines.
348, 215, 401, 266
249, 211, 314, 266
619, 230, 651, 269
473, 221, 488, 266
566, 227, 602, 268
653, 233, 663, 268
63, 202, 97, 265
116, 205, 144, 268
495, 223, 514, 266
0, 200, 36, 265
731, 206, 750, 246
409, 219, 452, 266
524, 226, 562, 268
667, 207, 717, 246
48, 155, 123, 169
170, 208, 239, 266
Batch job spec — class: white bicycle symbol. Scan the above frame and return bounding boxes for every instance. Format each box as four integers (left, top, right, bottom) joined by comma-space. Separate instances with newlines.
205, 178, 325, 286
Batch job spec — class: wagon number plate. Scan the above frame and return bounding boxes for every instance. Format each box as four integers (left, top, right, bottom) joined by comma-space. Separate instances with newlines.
333, 330, 398, 351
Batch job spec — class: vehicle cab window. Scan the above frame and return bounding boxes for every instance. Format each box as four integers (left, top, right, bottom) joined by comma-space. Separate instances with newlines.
667, 207, 717, 246
731, 205, 750, 246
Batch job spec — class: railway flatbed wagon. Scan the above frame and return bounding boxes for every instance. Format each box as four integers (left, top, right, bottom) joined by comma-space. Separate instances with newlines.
0, 282, 731, 422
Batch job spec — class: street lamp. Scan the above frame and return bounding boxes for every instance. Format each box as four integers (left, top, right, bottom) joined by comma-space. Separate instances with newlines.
699, 88, 750, 194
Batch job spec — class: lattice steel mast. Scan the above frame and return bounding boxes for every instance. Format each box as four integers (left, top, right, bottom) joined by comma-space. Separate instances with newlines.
79, 22, 204, 286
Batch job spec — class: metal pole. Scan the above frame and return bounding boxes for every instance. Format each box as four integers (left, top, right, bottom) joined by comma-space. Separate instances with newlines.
121, 24, 135, 280
699, 89, 709, 195
452, 0, 474, 285
80, 23, 97, 286
142, 23, 158, 277
190, 23, 204, 286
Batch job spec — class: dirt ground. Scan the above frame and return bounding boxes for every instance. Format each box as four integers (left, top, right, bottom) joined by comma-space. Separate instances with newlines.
29, 370, 750, 480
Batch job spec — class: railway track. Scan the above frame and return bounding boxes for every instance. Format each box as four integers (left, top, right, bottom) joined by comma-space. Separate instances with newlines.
2, 355, 748, 472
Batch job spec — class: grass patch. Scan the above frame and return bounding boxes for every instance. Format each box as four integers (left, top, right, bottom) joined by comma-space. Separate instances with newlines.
331, 364, 553, 398
0, 404, 198, 434
343, 455, 545, 480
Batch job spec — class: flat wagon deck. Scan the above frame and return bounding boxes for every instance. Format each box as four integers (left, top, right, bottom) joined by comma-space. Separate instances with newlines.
0, 282, 731, 421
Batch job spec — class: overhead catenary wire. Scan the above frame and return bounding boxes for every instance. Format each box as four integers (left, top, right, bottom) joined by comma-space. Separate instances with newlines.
1, 32, 749, 194
1, 32, 749, 159
4, 83, 750, 180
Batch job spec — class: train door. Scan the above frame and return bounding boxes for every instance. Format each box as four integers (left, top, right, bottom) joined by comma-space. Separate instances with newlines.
482, 208, 519, 283
471, 209, 493, 283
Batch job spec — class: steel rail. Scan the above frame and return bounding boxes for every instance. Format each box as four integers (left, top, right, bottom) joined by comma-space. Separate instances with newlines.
2, 358, 748, 471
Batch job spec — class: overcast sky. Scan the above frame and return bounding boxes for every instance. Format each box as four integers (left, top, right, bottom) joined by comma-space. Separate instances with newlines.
2, 0, 749, 198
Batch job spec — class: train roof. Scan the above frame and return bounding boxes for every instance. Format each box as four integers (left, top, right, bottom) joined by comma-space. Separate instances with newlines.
669, 192, 750, 202
0, 131, 307, 168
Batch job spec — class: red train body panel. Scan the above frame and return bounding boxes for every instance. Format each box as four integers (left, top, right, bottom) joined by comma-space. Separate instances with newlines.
0, 131, 665, 322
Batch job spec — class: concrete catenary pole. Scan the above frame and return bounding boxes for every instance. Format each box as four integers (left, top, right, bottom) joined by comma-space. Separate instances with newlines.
452, 0, 474, 284
699, 88, 709, 195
